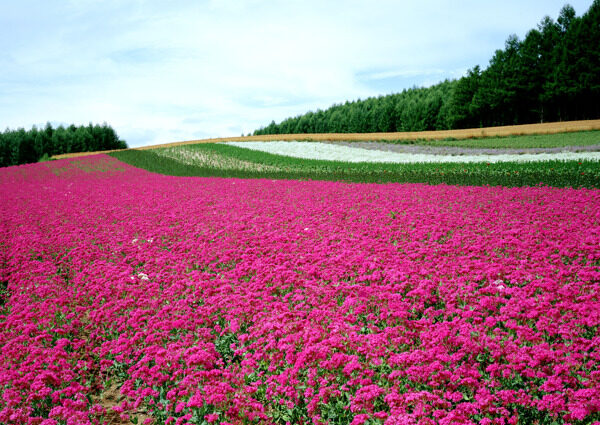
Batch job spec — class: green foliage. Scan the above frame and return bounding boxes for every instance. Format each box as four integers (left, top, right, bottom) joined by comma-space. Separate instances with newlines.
37, 153, 54, 163
319, 393, 354, 424
0, 123, 127, 168
254, 2, 600, 135
0, 279, 8, 309
109, 143, 600, 189
213, 332, 240, 364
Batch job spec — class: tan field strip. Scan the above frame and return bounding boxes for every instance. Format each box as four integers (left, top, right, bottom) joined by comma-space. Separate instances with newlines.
53, 119, 600, 159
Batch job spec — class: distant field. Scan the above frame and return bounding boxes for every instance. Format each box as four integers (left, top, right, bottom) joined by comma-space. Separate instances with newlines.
137, 119, 600, 150
53, 119, 600, 159
57, 121, 600, 188
109, 143, 600, 188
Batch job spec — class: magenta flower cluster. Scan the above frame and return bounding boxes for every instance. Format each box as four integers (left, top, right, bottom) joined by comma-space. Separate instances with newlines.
1, 155, 599, 425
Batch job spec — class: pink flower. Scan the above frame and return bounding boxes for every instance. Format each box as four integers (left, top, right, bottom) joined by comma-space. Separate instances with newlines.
350, 414, 370, 425
205, 413, 219, 423
2, 156, 599, 424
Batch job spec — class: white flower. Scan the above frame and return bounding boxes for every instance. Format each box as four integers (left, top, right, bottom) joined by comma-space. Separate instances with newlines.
493, 279, 505, 291
138, 272, 149, 281
224, 141, 600, 163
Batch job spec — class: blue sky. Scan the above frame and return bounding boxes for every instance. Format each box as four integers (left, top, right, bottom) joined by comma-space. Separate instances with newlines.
0, 0, 594, 147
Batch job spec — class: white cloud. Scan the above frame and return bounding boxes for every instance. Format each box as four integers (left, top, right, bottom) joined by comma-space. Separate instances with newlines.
0, 0, 594, 147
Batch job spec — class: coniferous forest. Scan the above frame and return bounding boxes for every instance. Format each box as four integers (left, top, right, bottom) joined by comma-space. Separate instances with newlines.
0, 123, 127, 167
254, 2, 600, 136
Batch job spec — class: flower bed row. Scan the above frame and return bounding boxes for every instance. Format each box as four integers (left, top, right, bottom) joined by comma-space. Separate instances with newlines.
1, 155, 599, 425
223, 141, 600, 163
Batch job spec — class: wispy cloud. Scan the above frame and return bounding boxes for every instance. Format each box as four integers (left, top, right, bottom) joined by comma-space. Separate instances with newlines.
0, 0, 593, 147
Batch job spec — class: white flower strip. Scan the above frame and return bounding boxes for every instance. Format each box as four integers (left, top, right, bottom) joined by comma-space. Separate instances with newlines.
225, 141, 600, 163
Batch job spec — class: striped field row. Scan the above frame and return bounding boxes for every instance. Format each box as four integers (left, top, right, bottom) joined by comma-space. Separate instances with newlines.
53, 119, 600, 159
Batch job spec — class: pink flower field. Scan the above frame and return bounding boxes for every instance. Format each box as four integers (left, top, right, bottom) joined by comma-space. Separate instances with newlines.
1, 155, 599, 425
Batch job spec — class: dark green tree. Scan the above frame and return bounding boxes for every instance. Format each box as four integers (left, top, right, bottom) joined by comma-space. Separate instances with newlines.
0, 123, 128, 167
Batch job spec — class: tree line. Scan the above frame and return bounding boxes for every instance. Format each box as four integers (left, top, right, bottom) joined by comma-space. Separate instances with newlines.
0, 123, 128, 167
254, 1, 600, 136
